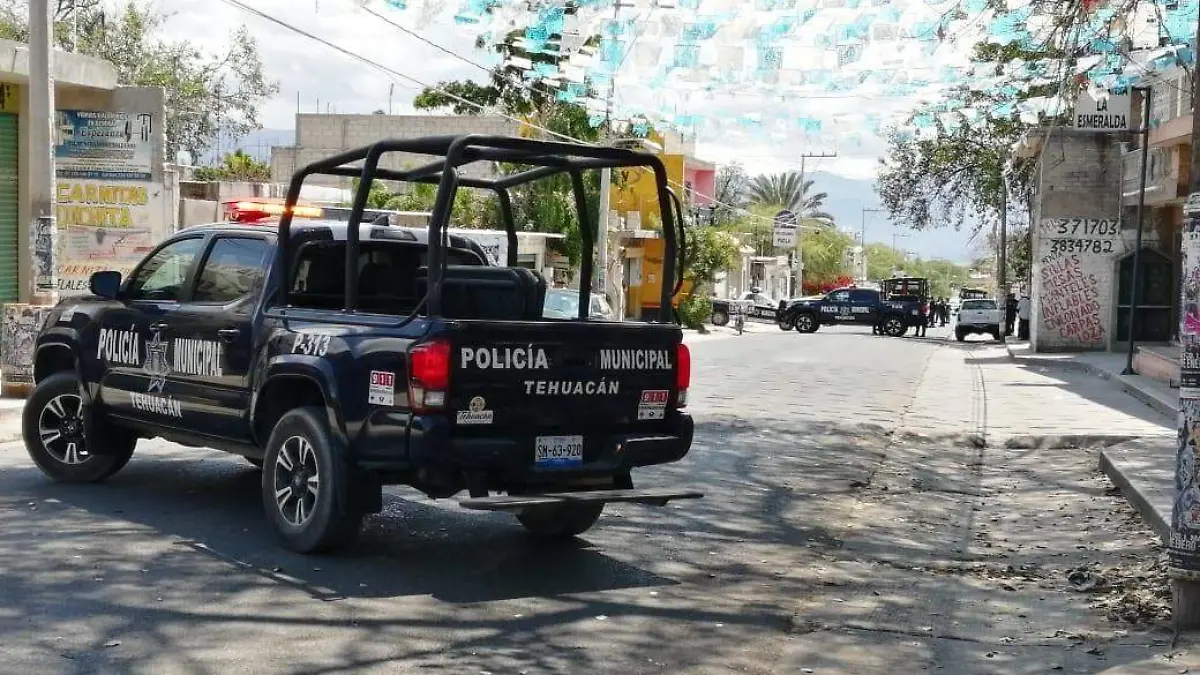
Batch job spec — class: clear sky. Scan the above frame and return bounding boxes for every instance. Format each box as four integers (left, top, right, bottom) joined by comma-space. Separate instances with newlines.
157, 0, 981, 263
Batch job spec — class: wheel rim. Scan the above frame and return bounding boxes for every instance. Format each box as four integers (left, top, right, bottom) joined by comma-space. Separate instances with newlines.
797, 315, 813, 331
273, 435, 320, 527
38, 394, 90, 465
886, 318, 903, 335
778, 316, 792, 330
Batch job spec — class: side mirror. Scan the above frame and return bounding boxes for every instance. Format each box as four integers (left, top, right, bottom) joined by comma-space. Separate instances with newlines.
89, 271, 122, 300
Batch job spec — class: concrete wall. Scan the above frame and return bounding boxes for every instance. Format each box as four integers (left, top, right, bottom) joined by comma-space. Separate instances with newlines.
271, 113, 522, 188
1029, 129, 1161, 352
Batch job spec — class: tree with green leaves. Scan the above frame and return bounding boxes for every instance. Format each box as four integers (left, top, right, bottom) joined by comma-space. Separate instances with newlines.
676, 225, 739, 329
0, 0, 277, 161
746, 172, 834, 222
412, 29, 603, 267
875, 42, 1065, 238
192, 150, 270, 183
707, 163, 748, 225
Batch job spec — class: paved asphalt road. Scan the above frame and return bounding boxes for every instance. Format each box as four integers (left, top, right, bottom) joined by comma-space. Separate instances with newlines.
0, 325, 1186, 674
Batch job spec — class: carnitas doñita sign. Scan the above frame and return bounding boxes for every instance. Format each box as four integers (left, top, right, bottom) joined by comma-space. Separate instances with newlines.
1073, 92, 1132, 132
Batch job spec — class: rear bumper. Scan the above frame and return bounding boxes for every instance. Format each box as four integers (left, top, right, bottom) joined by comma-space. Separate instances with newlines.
398, 411, 694, 478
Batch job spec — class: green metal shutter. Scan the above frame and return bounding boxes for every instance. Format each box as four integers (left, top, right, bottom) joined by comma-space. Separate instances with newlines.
0, 113, 18, 302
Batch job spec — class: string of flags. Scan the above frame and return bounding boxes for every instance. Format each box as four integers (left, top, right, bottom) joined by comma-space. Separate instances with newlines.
369, 0, 1199, 143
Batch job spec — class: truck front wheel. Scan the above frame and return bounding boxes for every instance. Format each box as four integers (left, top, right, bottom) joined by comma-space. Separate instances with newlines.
23, 372, 135, 484
517, 503, 604, 540
711, 310, 729, 326
794, 313, 819, 333
262, 406, 364, 554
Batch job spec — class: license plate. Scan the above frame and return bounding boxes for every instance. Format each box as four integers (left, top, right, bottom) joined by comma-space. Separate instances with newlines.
535, 435, 584, 468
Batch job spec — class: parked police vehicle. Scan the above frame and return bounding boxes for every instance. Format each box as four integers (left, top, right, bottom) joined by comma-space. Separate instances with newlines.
23, 135, 701, 553
710, 289, 776, 326
776, 277, 929, 337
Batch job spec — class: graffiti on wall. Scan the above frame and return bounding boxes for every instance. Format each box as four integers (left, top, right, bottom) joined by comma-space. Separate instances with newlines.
1039, 253, 1104, 342
0, 304, 52, 383
1034, 217, 1121, 348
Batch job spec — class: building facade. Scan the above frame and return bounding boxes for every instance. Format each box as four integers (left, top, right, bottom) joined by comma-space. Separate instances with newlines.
1021, 109, 1173, 355
270, 113, 521, 188
0, 39, 170, 389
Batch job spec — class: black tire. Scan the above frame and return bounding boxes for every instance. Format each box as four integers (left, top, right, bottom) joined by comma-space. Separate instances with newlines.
711, 310, 729, 327
992, 329, 1003, 342
794, 313, 818, 333
882, 316, 906, 337
23, 372, 135, 484
262, 406, 364, 554
517, 502, 605, 540
777, 315, 795, 331
245, 456, 264, 469
955, 330, 966, 342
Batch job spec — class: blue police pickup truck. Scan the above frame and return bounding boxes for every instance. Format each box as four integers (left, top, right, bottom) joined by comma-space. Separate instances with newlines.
777, 278, 929, 337
22, 135, 701, 553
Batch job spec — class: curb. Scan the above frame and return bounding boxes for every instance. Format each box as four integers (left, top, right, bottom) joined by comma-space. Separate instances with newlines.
1002, 344, 1178, 418
1099, 442, 1171, 543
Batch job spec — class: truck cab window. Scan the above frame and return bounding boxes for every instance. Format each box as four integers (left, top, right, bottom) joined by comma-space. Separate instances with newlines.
193, 237, 269, 304
289, 241, 485, 312
125, 237, 205, 302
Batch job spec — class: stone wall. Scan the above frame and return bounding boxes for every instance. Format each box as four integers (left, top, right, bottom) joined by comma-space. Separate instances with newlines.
271, 113, 522, 188
1029, 129, 1163, 352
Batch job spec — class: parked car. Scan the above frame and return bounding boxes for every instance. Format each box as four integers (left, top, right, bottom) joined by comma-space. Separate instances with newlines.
955, 298, 1003, 341
543, 287, 616, 321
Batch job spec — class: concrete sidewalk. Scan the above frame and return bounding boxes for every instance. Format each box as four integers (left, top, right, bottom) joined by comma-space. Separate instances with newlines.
1001, 341, 1177, 543
1004, 341, 1178, 416
0, 396, 22, 444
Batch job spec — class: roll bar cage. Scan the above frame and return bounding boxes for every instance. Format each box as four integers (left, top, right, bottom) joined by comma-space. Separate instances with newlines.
274, 134, 688, 324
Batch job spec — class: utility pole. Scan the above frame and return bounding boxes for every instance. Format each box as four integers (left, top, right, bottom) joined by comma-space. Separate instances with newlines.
1171, 3, 1200, 629
793, 150, 836, 296
595, 0, 621, 313
861, 207, 885, 282
28, 0, 56, 303
997, 173, 1008, 324
1122, 86, 1152, 376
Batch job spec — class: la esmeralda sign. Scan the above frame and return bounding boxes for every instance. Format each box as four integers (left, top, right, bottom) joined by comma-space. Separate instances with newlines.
1073, 92, 1132, 132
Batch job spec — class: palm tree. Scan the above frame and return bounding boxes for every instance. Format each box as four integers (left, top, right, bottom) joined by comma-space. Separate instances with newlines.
747, 172, 835, 223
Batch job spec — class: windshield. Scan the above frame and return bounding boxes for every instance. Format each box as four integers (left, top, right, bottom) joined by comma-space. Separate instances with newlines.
961, 299, 997, 310
543, 289, 581, 319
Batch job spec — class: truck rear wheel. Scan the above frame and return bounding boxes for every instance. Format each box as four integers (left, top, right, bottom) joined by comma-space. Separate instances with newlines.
23, 372, 135, 484
517, 503, 604, 540
882, 316, 907, 337
262, 406, 364, 554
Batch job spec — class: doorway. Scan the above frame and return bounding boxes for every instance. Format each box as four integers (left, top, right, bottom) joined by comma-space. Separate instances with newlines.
1116, 248, 1173, 343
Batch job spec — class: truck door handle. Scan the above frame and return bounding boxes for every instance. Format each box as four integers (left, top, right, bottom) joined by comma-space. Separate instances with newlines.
149, 322, 169, 332
216, 328, 240, 341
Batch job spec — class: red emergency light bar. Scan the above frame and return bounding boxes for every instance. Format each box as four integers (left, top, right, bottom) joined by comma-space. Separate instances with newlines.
223, 199, 324, 223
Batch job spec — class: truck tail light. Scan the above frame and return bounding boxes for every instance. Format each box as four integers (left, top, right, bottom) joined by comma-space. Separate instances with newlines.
676, 342, 691, 408
408, 339, 451, 412
922, 303, 929, 315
